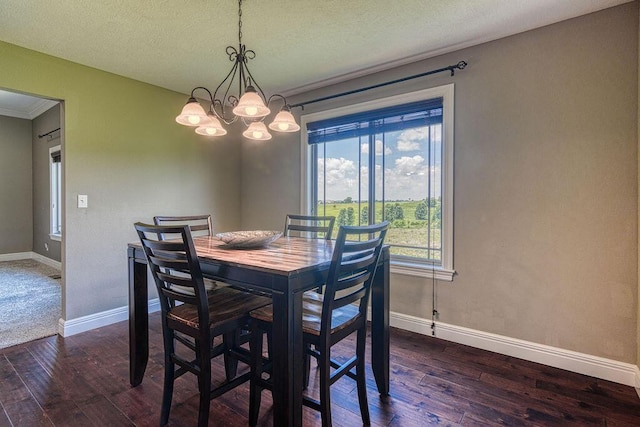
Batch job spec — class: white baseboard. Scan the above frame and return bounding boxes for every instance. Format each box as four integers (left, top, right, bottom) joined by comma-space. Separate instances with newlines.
0, 251, 32, 262
58, 301, 640, 388
59, 299, 160, 337
389, 311, 640, 388
31, 252, 61, 270
0, 251, 61, 270
5, 248, 637, 390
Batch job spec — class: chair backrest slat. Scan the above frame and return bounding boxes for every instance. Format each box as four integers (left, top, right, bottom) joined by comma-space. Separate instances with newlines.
143, 238, 189, 252
153, 215, 213, 240
157, 271, 196, 289
159, 286, 199, 306
334, 284, 367, 306
149, 255, 189, 272
320, 222, 389, 338
284, 214, 335, 240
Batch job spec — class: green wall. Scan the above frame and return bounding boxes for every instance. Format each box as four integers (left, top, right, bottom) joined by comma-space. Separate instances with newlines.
0, 40, 242, 320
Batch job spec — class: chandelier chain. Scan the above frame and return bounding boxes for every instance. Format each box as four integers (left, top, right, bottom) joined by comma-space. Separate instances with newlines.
238, 0, 243, 46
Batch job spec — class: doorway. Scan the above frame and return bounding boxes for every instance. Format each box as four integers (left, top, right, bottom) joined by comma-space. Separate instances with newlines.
0, 88, 64, 348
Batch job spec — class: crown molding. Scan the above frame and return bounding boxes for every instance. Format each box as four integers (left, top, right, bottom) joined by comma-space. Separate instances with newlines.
0, 97, 58, 119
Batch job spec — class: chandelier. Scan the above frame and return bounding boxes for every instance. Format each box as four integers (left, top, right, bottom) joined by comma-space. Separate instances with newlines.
175, 0, 300, 140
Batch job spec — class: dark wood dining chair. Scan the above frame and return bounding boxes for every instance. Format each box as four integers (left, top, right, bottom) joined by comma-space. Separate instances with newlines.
284, 214, 336, 240
134, 222, 271, 427
285, 213, 336, 296
248, 221, 389, 427
284, 214, 337, 383
154, 215, 218, 291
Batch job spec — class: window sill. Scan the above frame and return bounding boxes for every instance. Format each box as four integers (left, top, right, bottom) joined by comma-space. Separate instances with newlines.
49, 233, 61, 242
391, 260, 455, 281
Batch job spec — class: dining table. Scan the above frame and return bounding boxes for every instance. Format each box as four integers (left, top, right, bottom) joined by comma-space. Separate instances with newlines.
127, 235, 390, 427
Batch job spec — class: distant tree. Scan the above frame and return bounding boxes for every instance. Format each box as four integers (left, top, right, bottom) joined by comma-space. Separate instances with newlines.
384, 203, 403, 222
415, 198, 442, 226
346, 207, 355, 225
430, 204, 442, 227
360, 206, 369, 224
344, 196, 353, 204
384, 204, 394, 221
337, 208, 348, 226
394, 204, 404, 220
415, 200, 428, 220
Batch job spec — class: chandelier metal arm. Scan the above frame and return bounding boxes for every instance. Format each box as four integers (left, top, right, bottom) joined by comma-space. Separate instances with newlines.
212, 54, 242, 125
242, 57, 267, 102
188, 86, 216, 110
189, 86, 214, 101
267, 93, 290, 109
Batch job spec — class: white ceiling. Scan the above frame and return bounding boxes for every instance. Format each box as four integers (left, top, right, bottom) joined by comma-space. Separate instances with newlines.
0, 0, 631, 110
0, 90, 58, 119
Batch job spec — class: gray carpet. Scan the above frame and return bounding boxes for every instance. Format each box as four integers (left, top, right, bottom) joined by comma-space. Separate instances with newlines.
0, 259, 61, 349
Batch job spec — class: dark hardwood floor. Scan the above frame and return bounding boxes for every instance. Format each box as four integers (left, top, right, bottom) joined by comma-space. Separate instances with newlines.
1, 312, 639, 426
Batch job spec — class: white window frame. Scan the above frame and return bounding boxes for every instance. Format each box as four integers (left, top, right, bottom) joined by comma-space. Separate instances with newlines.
301, 84, 455, 281
49, 145, 62, 241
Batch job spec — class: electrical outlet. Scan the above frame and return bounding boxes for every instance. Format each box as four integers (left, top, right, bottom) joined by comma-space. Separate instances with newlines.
78, 194, 88, 208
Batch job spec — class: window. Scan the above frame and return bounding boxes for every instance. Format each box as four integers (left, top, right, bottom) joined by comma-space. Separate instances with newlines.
50, 145, 61, 240
301, 85, 454, 280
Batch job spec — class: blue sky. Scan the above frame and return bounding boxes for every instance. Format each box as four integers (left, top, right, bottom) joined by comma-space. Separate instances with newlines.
317, 125, 442, 202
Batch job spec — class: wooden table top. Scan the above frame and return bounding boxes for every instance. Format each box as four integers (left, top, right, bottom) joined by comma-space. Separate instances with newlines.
177, 236, 337, 276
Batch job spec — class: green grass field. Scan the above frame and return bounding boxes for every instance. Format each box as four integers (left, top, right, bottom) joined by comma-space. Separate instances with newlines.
316, 201, 442, 260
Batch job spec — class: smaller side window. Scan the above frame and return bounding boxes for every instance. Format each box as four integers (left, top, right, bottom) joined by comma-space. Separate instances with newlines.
50, 145, 62, 240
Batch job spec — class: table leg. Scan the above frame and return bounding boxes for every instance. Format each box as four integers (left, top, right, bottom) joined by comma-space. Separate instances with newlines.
128, 252, 149, 387
270, 288, 304, 427
370, 252, 390, 395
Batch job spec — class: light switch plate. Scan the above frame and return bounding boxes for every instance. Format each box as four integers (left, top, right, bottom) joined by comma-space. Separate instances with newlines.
78, 194, 88, 208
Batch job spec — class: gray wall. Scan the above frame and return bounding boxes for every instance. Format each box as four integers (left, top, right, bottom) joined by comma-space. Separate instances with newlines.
32, 103, 61, 262
0, 1, 636, 368
0, 115, 32, 254
241, 4, 639, 363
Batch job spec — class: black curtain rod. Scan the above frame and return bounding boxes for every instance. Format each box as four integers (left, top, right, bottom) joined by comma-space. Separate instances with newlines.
38, 127, 60, 139
289, 61, 467, 110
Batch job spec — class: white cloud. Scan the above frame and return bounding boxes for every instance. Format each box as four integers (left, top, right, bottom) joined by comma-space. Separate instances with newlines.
395, 155, 425, 175
396, 128, 427, 151
361, 140, 392, 156
318, 157, 357, 186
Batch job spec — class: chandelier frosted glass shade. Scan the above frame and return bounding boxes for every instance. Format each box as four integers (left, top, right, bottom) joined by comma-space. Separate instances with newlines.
243, 121, 272, 140
175, 98, 210, 126
268, 108, 301, 132
232, 86, 271, 118
195, 116, 227, 136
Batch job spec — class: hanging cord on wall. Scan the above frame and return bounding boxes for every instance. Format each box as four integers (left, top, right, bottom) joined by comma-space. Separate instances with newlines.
426, 127, 439, 336
431, 265, 438, 336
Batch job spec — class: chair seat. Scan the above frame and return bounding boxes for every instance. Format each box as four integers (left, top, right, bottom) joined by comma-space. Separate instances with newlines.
250, 291, 360, 336
169, 287, 271, 330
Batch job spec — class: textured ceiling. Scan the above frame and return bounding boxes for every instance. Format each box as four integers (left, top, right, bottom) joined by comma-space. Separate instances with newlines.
0, 0, 632, 99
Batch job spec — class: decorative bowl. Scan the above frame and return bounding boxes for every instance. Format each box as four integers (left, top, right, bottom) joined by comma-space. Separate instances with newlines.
215, 230, 282, 249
